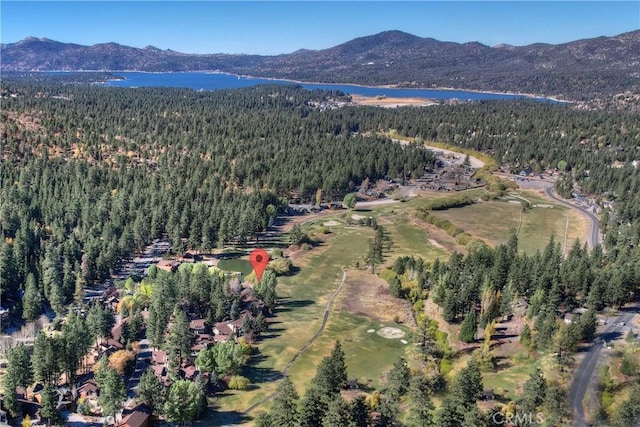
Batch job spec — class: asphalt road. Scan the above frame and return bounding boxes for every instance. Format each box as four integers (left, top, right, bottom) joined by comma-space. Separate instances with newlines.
568, 311, 636, 427
544, 187, 601, 249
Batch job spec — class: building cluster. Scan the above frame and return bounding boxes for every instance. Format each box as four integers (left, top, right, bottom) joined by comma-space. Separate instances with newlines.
2, 255, 266, 426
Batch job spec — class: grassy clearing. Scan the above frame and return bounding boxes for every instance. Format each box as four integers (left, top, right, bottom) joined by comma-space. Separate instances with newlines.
215, 184, 593, 421
287, 311, 411, 392
381, 214, 447, 263
215, 223, 373, 414
217, 258, 253, 275
431, 200, 520, 247
430, 190, 587, 254
483, 359, 541, 401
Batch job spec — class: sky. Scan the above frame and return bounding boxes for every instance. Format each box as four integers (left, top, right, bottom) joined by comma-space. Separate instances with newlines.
1, 1, 639, 55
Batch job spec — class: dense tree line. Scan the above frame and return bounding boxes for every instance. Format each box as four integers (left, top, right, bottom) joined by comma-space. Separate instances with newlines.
424, 235, 638, 325
0, 78, 434, 322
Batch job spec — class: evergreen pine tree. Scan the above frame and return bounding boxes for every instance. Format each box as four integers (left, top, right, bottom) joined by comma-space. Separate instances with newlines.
269, 377, 299, 427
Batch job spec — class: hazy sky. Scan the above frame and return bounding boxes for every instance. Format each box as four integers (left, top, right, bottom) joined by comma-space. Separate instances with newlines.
2, 1, 639, 54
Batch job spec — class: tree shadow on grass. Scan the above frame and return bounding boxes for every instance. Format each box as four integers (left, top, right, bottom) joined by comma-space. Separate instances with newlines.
273, 298, 314, 314
210, 410, 252, 426
243, 353, 284, 385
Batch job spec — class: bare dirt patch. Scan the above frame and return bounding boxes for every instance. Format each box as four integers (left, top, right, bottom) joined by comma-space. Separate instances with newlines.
323, 220, 342, 227
376, 327, 406, 339
337, 270, 414, 324
428, 239, 445, 249
351, 94, 436, 108
407, 216, 468, 254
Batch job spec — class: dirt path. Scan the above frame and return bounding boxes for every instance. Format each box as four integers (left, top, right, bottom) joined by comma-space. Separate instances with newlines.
242, 271, 348, 414
422, 144, 485, 169
391, 137, 485, 169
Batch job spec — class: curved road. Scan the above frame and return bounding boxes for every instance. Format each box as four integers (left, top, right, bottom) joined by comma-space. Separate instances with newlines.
544, 187, 601, 250
567, 311, 635, 427
543, 187, 616, 426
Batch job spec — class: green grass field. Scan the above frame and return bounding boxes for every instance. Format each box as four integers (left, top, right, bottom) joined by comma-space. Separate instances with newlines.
215, 224, 374, 416
217, 258, 253, 275
431, 190, 588, 254
214, 187, 592, 424
287, 311, 411, 392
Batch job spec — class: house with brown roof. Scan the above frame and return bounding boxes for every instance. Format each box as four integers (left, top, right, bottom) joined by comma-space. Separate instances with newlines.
213, 322, 234, 337
78, 379, 98, 400
157, 260, 180, 273
152, 350, 168, 366
180, 365, 199, 381
101, 338, 124, 356
227, 318, 245, 336
117, 405, 151, 427
189, 319, 207, 334
213, 334, 231, 343
111, 318, 128, 344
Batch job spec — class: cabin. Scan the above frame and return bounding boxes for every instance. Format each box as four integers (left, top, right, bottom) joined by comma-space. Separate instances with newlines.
152, 350, 168, 366
180, 365, 199, 381
156, 260, 180, 273
117, 405, 151, 427
213, 322, 234, 337
189, 319, 207, 335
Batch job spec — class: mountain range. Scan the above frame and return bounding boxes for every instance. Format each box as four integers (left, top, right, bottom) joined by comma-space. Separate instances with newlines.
2, 30, 639, 100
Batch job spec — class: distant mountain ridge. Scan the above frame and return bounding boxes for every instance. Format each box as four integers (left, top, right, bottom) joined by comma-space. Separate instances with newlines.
2, 30, 639, 100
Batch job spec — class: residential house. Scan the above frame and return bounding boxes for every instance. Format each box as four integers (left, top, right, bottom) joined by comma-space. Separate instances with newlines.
151, 365, 169, 386
78, 378, 98, 401
117, 405, 151, 427
213, 334, 231, 343
157, 260, 180, 273
152, 350, 168, 366
189, 319, 207, 335
213, 322, 234, 337
180, 365, 199, 381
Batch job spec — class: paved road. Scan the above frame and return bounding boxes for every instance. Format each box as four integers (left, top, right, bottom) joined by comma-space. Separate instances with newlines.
568, 310, 636, 427
544, 186, 610, 426
544, 187, 601, 250
125, 339, 151, 403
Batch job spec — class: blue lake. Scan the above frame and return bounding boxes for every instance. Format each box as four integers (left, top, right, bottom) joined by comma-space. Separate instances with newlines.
104, 72, 556, 102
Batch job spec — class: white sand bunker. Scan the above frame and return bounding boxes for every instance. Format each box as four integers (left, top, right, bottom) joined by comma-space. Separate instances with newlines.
376, 327, 405, 339
323, 220, 341, 227
351, 214, 367, 220
508, 200, 522, 204
367, 329, 375, 333
428, 239, 444, 249
400, 339, 408, 344
535, 204, 553, 208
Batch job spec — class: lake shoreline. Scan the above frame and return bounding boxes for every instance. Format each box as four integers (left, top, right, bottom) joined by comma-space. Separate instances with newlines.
41, 70, 567, 102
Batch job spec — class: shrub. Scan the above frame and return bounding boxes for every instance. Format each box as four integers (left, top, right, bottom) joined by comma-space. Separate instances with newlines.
440, 358, 453, 376
228, 375, 250, 390
268, 257, 291, 275
108, 350, 136, 375
454, 233, 473, 246
316, 226, 330, 235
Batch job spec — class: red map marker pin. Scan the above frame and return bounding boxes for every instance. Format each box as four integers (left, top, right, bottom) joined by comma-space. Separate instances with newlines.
250, 248, 269, 283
